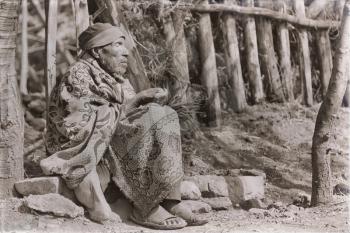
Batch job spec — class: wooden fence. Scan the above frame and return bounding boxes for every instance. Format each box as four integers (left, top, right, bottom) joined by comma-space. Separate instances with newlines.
20, 0, 344, 127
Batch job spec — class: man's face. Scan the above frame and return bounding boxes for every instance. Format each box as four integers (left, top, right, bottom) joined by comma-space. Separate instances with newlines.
96, 37, 129, 76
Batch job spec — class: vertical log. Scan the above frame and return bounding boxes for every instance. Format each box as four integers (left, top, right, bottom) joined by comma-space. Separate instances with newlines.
256, 0, 284, 102
315, 30, 332, 98
91, 0, 150, 92
222, 0, 247, 112
20, 0, 29, 95
44, 0, 58, 111
293, 0, 313, 106
162, 6, 190, 103
275, 0, 294, 101
198, 0, 221, 127
31, 0, 75, 65
73, 0, 90, 52
241, 0, 264, 104
311, 0, 350, 206
0, 0, 24, 198
343, 80, 350, 107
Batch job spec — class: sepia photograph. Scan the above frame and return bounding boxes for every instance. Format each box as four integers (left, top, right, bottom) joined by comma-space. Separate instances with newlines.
0, 0, 349, 232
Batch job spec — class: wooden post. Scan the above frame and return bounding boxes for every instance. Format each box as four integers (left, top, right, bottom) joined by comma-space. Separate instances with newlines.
241, 0, 264, 104
275, 0, 294, 101
73, 0, 90, 53
222, 0, 247, 112
91, 0, 150, 92
30, 0, 75, 65
44, 0, 58, 109
198, 0, 221, 127
20, 0, 29, 95
256, 0, 284, 102
293, 0, 313, 106
315, 30, 332, 98
162, 7, 190, 103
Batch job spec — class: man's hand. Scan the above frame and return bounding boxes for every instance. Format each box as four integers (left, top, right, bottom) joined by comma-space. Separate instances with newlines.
135, 88, 168, 106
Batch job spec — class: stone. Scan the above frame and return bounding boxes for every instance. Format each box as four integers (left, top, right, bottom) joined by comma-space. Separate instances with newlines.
25, 111, 46, 131
180, 181, 201, 200
240, 199, 267, 210
202, 197, 232, 210
225, 176, 264, 204
23, 194, 84, 218
185, 175, 229, 197
14, 177, 76, 202
28, 99, 46, 115
15, 177, 60, 196
181, 200, 212, 213
333, 183, 350, 195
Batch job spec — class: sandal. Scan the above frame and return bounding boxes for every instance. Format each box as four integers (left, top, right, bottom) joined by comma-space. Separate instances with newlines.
162, 201, 208, 226
130, 205, 187, 230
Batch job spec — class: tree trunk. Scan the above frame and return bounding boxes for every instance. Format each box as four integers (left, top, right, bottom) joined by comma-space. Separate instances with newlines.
311, 0, 350, 206
293, 0, 313, 106
222, 0, 247, 112
256, 0, 285, 102
198, 0, 221, 127
0, 0, 24, 198
91, 0, 150, 92
73, 0, 90, 53
275, 0, 294, 101
315, 30, 332, 98
242, 0, 264, 104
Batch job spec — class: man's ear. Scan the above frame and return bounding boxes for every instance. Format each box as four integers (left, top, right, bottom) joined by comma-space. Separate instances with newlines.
90, 48, 100, 58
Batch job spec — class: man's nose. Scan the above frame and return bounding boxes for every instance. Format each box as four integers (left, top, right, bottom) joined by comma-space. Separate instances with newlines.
122, 46, 129, 58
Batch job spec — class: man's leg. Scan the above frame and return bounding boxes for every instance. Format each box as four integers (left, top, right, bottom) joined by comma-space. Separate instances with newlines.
73, 166, 120, 223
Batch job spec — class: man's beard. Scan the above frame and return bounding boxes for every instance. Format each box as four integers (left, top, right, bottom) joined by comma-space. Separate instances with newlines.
98, 54, 128, 78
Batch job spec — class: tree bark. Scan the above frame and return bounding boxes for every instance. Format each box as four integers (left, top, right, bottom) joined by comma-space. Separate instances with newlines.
0, 0, 24, 198
256, 0, 284, 102
91, 0, 150, 92
275, 0, 294, 101
311, 0, 350, 206
242, 0, 264, 104
315, 30, 332, 98
293, 0, 313, 106
198, 0, 221, 127
222, 0, 247, 112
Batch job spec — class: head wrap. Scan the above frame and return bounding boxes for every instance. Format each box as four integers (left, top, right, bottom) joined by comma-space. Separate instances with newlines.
78, 23, 125, 51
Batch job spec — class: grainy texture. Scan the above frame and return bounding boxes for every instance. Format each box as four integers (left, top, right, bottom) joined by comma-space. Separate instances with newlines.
73, 0, 90, 51
222, 0, 247, 112
0, 0, 24, 198
242, 0, 264, 103
198, 0, 221, 127
311, 0, 350, 206
20, 0, 29, 95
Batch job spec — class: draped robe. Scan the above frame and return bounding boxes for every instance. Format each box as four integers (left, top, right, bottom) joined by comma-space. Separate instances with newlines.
41, 56, 183, 217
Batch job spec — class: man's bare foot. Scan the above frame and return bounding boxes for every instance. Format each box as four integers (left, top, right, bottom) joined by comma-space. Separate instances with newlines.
162, 200, 208, 226
130, 205, 187, 230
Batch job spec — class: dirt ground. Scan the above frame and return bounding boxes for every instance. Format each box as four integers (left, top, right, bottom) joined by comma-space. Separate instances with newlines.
2, 102, 350, 233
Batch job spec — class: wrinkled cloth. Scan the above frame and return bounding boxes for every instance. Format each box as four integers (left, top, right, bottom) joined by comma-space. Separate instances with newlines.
41, 55, 183, 217
78, 23, 125, 50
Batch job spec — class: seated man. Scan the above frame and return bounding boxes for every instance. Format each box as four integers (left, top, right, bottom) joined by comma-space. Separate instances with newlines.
40, 23, 207, 230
